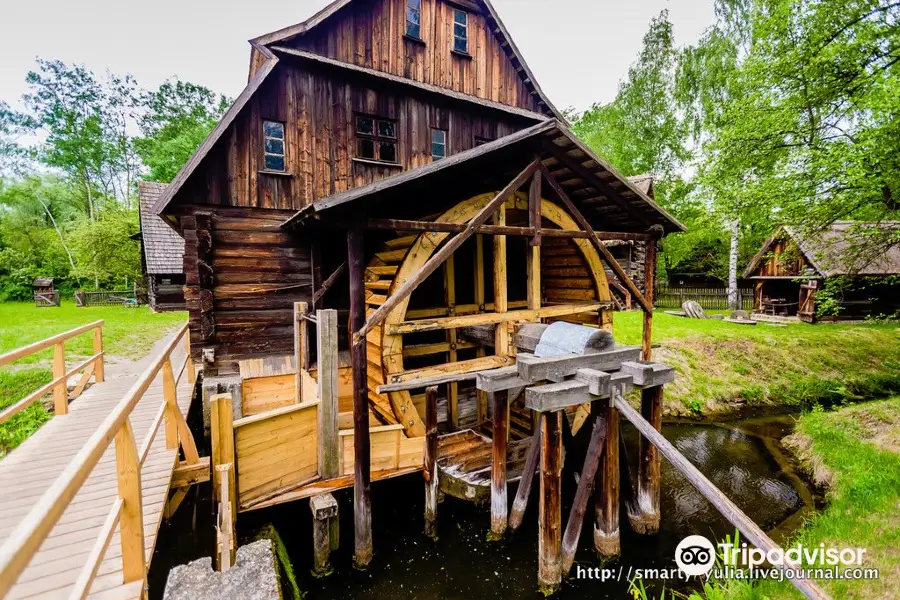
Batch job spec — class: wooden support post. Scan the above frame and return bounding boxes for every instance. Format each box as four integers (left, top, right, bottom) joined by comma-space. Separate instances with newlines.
93, 325, 104, 383
115, 419, 145, 583
210, 393, 236, 570
52, 342, 67, 415
185, 334, 195, 384
294, 302, 309, 402
474, 235, 488, 426
310, 494, 338, 577
509, 427, 540, 531
444, 255, 459, 430
162, 358, 178, 449
529, 166, 542, 247
593, 397, 620, 557
561, 415, 607, 575
642, 239, 657, 361
538, 411, 563, 594
424, 385, 439, 540
348, 228, 373, 568
631, 385, 663, 534
493, 204, 509, 356
216, 464, 234, 572
489, 390, 509, 539
317, 309, 340, 549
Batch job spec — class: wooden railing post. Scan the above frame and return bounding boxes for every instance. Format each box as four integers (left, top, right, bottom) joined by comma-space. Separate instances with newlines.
294, 302, 309, 402
317, 309, 339, 480
185, 334, 196, 384
93, 325, 105, 383
115, 418, 145, 584
52, 342, 67, 415
210, 393, 236, 570
162, 358, 178, 449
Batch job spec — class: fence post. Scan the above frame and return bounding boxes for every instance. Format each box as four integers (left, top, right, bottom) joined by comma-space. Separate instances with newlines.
93, 324, 105, 383
185, 334, 196, 384
53, 342, 67, 415
210, 393, 237, 570
115, 418, 145, 583
162, 358, 178, 449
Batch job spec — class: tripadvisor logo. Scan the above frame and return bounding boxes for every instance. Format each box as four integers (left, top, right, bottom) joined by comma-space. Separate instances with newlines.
675, 535, 716, 576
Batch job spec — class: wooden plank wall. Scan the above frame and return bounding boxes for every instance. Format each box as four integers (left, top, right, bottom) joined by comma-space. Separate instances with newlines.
753, 239, 810, 277
541, 237, 602, 325
181, 206, 312, 373
178, 61, 535, 212
287, 0, 541, 112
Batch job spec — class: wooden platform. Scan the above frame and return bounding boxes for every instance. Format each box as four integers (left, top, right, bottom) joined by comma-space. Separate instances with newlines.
437, 429, 533, 504
0, 339, 195, 600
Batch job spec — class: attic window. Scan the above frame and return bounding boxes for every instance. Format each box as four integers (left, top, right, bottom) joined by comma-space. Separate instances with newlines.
453, 10, 468, 54
263, 120, 285, 171
356, 115, 398, 164
406, 0, 422, 39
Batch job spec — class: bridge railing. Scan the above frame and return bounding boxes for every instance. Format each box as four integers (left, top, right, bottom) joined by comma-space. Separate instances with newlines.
0, 320, 106, 425
0, 322, 196, 599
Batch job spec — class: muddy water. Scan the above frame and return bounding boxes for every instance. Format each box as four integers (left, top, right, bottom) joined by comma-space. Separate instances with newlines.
150, 415, 818, 599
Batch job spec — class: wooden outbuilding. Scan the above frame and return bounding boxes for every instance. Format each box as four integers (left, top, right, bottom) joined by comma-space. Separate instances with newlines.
743, 221, 900, 321
137, 182, 186, 311
32, 277, 59, 307
150, 0, 687, 586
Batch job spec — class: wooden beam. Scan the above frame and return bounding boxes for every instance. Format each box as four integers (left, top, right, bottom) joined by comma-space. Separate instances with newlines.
529, 167, 542, 247
474, 235, 488, 427
115, 419, 145, 583
387, 302, 613, 335
493, 204, 509, 356
377, 356, 510, 393
615, 394, 831, 600
349, 219, 655, 241
210, 393, 236, 570
509, 428, 541, 531
52, 342, 66, 416
294, 302, 309, 402
490, 390, 509, 539
313, 262, 347, 305
537, 161, 653, 313
356, 160, 541, 343
424, 386, 439, 540
317, 310, 340, 482
348, 228, 373, 568
538, 411, 563, 594
444, 255, 459, 431
561, 416, 606, 575
631, 386, 662, 534
642, 240, 657, 360
593, 398, 619, 557
172, 458, 212, 488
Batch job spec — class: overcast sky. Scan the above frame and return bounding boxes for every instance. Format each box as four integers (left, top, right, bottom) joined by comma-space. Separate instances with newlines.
0, 0, 715, 114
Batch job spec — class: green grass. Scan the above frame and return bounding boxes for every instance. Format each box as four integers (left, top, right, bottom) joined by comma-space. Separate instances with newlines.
0, 302, 186, 458
612, 311, 900, 415
687, 398, 900, 599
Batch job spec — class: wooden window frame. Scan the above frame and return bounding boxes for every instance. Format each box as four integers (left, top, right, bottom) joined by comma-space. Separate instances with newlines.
405, 0, 423, 41
355, 114, 400, 165
262, 120, 287, 173
431, 128, 448, 161
452, 9, 469, 55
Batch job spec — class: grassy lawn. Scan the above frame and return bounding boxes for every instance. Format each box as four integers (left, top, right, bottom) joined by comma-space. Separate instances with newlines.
687, 398, 900, 599
0, 302, 186, 458
612, 311, 900, 416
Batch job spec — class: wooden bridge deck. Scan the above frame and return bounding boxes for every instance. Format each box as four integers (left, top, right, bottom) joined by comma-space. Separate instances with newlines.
0, 338, 194, 600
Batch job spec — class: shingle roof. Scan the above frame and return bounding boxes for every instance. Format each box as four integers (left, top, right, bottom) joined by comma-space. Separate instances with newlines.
743, 221, 900, 278
138, 182, 184, 275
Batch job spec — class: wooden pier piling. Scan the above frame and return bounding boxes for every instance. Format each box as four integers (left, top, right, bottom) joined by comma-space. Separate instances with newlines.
348, 228, 373, 568
631, 385, 663, 534
310, 494, 338, 577
593, 397, 620, 557
490, 389, 509, 539
538, 411, 563, 593
561, 415, 607, 575
424, 385, 439, 539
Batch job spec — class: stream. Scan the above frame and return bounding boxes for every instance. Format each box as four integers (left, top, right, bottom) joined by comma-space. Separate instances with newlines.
150, 414, 820, 599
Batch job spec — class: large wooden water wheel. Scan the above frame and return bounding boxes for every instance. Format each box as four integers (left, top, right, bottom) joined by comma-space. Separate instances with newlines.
363, 192, 614, 437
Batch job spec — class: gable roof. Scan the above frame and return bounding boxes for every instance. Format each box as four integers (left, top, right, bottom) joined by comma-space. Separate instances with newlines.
249, 0, 563, 120
284, 119, 685, 234
743, 221, 900, 278
139, 182, 185, 274
628, 174, 654, 198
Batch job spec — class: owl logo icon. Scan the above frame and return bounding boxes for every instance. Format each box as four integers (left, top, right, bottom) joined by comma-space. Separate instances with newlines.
675, 535, 716, 576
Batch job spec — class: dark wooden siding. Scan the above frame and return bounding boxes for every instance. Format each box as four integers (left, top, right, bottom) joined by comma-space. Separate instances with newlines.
181, 206, 312, 374
177, 60, 537, 211
284, 0, 541, 113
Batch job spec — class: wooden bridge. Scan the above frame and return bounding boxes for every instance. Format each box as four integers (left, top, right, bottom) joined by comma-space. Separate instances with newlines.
0, 323, 198, 600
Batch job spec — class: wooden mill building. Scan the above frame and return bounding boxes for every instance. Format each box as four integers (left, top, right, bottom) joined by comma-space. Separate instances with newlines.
137, 181, 186, 311
151, 0, 685, 589
743, 221, 900, 321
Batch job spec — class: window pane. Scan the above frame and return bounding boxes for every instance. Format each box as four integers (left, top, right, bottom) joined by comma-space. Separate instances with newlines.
406, 7, 420, 25
406, 23, 421, 38
454, 37, 468, 53
265, 138, 284, 155
265, 154, 285, 171
358, 138, 376, 160
380, 142, 397, 163
432, 129, 445, 144
454, 23, 467, 38
407, 0, 420, 9
264, 121, 284, 139
454, 9, 466, 24
378, 120, 396, 139
432, 143, 446, 159
356, 116, 374, 135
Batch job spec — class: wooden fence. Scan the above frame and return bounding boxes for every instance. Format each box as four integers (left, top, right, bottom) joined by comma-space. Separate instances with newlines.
34, 291, 61, 307
0, 321, 105, 424
0, 323, 196, 599
656, 285, 753, 311
74, 290, 138, 307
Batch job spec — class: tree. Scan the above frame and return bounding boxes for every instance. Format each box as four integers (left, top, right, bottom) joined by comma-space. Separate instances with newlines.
134, 79, 230, 183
